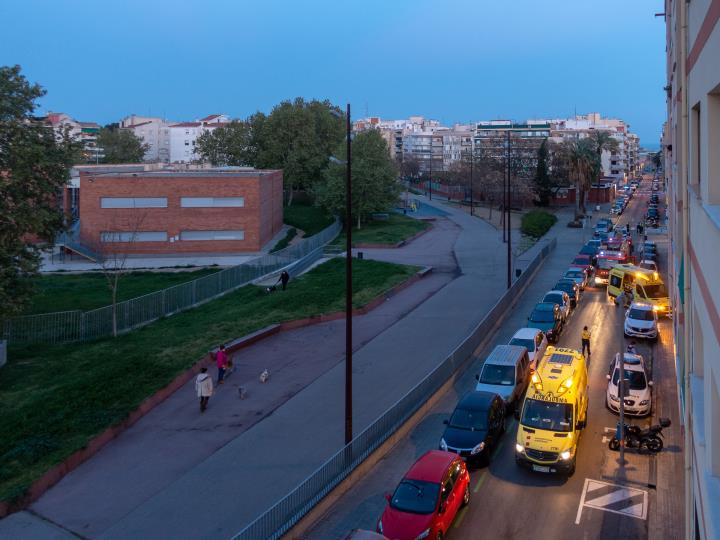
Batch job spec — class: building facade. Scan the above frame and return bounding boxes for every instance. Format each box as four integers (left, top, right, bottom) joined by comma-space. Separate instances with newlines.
664, 1, 720, 538
120, 115, 176, 163
43, 112, 103, 163
168, 114, 229, 163
78, 168, 283, 254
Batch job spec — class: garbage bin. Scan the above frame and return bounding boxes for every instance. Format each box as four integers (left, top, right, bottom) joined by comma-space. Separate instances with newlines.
357, 251, 364, 260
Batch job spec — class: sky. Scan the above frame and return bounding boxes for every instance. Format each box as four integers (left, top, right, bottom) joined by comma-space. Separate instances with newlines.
0, 0, 666, 145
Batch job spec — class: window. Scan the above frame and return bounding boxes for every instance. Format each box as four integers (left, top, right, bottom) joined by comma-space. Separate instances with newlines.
610, 275, 622, 288
180, 230, 244, 241
440, 476, 454, 503
100, 197, 167, 209
181, 197, 245, 208
101, 231, 167, 242
691, 102, 701, 190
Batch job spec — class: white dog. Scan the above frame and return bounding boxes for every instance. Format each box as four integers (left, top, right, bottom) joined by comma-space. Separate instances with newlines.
259, 369, 270, 383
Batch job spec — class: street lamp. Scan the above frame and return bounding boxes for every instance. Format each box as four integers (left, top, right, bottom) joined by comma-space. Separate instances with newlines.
330, 104, 353, 445
505, 130, 512, 289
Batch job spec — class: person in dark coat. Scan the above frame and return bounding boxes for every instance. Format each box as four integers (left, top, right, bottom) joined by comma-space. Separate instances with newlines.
279, 271, 290, 291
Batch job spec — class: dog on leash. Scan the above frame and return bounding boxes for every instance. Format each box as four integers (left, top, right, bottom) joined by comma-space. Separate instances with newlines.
259, 369, 270, 383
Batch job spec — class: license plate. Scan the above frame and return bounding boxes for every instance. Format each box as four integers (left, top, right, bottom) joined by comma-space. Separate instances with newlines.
532, 465, 550, 473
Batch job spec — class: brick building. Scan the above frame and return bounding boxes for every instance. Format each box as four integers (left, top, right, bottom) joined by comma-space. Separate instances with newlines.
78, 169, 283, 254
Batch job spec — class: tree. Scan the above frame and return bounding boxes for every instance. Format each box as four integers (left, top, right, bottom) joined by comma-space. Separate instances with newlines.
559, 137, 596, 216
0, 65, 80, 321
97, 127, 149, 163
195, 115, 265, 166
532, 139, 552, 206
314, 130, 401, 229
398, 154, 420, 179
651, 151, 663, 170
589, 130, 619, 182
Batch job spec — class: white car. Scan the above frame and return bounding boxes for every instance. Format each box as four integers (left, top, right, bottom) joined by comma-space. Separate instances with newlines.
624, 302, 659, 340
542, 290, 571, 322
507, 327, 548, 369
639, 259, 658, 272
606, 352, 653, 417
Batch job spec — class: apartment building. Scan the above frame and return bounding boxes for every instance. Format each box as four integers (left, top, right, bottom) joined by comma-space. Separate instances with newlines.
78, 168, 283, 254
120, 115, 175, 162
664, 1, 720, 539
168, 114, 229, 163
43, 112, 103, 163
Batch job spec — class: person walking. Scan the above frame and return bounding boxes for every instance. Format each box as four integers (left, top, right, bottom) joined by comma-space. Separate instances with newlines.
615, 288, 626, 308
280, 270, 290, 291
195, 367, 213, 413
216, 344, 228, 385
581, 326, 591, 357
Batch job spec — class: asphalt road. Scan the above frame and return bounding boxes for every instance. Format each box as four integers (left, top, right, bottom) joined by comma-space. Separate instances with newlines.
304, 179, 684, 540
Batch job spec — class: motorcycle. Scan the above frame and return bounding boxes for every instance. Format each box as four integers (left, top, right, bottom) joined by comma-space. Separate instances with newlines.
608, 417, 671, 453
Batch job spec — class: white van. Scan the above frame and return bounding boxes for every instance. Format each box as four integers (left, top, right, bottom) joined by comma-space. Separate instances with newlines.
475, 345, 531, 410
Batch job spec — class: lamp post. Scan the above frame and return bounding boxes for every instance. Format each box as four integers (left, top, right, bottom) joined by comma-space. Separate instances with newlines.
330, 104, 353, 445
428, 135, 433, 201
505, 130, 512, 289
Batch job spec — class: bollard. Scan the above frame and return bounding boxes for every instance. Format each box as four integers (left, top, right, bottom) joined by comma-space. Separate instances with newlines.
357, 251, 364, 260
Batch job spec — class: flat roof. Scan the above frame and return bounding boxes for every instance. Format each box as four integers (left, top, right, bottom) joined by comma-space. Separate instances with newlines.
88, 169, 280, 179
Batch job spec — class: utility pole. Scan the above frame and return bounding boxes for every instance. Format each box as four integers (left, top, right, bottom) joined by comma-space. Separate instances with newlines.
469, 149, 474, 216
344, 103, 353, 445
506, 129, 512, 289
617, 352, 627, 465
428, 135, 433, 201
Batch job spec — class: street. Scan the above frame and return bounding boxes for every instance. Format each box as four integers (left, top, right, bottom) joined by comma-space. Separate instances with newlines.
304, 180, 684, 540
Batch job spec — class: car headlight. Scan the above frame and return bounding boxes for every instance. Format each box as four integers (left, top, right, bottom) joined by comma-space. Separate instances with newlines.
515, 443, 525, 453
639, 399, 650, 406
609, 394, 620, 402
416, 529, 431, 540
377, 520, 383, 534
440, 438, 448, 451
560, 450, 572, 460
471, 441, 486, 455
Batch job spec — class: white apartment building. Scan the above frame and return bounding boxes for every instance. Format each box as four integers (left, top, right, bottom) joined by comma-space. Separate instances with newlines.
167, 114, 229, 163
120, 115, 175, 163
44, 112, 102, 163
664, 0, 720, 538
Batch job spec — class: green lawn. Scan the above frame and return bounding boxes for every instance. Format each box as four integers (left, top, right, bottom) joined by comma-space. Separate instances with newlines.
25, 269, 220, 315
0, 258, 417, 504
283, 203, 334, 236
335, 214, 430, 246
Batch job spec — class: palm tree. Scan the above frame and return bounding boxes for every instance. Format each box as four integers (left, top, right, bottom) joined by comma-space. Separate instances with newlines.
562, 138, 596, 216
589, 130, 620, 184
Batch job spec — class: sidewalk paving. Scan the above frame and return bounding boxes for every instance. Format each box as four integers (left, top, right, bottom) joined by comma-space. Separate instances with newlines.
8, 199, 577, 539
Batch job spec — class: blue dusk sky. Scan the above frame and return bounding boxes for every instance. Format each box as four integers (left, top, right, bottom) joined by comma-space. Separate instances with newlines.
0, 0, 665, 145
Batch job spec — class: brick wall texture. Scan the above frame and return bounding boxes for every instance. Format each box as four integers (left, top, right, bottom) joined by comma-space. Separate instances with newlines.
78, 171, 284, 254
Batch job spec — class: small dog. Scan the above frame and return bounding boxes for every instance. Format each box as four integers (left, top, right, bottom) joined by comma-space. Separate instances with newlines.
259, 369, 270, 383
265, 285, 277, 293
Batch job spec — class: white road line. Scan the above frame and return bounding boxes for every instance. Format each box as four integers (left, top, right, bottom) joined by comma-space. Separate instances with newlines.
575, 478, 590, 524
584, 488, 639, 508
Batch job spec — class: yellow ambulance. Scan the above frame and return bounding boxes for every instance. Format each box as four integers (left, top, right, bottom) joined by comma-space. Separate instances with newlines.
514, 347, 588, 476
607, 264, 671, 315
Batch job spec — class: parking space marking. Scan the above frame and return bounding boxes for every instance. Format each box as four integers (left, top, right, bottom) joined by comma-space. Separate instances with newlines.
453, 506, 468, 529
473, 471, 487, 493
575, 478, 648, 524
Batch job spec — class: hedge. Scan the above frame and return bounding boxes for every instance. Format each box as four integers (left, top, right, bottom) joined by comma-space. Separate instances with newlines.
521, 210, 557, 238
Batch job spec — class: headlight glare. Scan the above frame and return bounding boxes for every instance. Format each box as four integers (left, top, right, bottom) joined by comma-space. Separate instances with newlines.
561, 450, 572, 460
440, 438, 448, 451
471, 442, 485, 455
515, 443, 525, 453
415, 529, 430, 540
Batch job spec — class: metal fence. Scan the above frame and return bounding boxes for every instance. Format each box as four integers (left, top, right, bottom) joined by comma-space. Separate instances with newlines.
231, 237, 557, 540
3, 221, 341, 345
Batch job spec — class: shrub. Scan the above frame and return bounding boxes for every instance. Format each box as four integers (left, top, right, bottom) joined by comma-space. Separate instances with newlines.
521, 210, 557, 238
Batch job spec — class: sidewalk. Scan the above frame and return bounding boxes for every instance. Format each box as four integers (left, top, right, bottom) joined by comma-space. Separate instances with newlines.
13, 200, 574, 539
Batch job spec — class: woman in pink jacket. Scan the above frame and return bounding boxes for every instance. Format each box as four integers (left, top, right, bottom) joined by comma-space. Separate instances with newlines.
216, 345, 228, 385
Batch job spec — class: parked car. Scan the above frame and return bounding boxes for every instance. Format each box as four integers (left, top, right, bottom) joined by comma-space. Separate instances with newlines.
624, 302, 659, 340
527, 302, 563, 342
344, 530, 388, 540
377, 451, 470, 540
508, 328, 549, 368
440, 391, 506, 467
639, 259, 659, 272
542, 290, 571, 321
563, 268, 589, 290
570, 254, 594, 273
553, 278, 581, 308
474, 345, 531, 409
606, 352, 653, 417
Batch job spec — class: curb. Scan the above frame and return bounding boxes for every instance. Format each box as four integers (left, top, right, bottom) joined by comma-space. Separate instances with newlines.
0, 267, 431, 518
353, 223, 433, 249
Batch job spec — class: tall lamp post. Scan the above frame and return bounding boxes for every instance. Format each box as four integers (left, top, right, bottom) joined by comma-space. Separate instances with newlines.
330, 104, 353, 445
470, 148, 474, 216
428, 135, 433, 201
505, 130, 512, 289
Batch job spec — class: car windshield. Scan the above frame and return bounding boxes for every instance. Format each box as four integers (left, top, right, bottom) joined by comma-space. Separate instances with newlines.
521, 399, 573, 432
597, 258, 616, 270
390, 480, 441, 515
554, 283, 573, 294
544, 294, 563, 306
628, 308, 655, 321
642, 284, 667, 298
612, 369, 647, 390
530, 310, 555, 323
479, 364, 515, 385
565, 271, 583, 279
448, 407, 489, 430
509, 337, 535, 352
573, 257, 588, 265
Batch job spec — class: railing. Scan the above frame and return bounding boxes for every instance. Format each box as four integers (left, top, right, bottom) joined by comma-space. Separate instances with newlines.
231, 237, 557, 540
3, 221, 341, 345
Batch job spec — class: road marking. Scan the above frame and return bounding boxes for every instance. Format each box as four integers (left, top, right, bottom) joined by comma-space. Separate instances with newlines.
604, 426, 616, 433
575, 478, 648, 524
453, 506, 468, 528
601, 436, 611, 444
473, 471, 487, 493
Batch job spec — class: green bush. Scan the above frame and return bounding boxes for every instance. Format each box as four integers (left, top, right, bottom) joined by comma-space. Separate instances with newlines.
270, 228, 297, 253
521, 210, 557, 238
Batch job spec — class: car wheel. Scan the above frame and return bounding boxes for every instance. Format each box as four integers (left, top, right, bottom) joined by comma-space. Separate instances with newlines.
567, 458, 576, 477
501, 415, 507, 435
436, 532, 443, 540
462, 484, 470, 507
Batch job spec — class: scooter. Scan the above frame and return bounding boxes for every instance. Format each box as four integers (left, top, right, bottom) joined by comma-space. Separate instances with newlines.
608, 417, 671, 453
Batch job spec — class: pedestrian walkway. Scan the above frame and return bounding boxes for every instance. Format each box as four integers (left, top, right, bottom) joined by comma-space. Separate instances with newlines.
9, 199, 580, 539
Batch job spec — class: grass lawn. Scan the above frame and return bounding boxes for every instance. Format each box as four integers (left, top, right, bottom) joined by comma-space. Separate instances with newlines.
25, 269, 221, 315
283, 203, 334, 237
0, 258, 417, 504
335, 214, 430, 246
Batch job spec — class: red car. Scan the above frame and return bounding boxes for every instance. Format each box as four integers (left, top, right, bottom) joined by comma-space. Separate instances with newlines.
377, 450, 470, 540
570, 254, 593, 273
